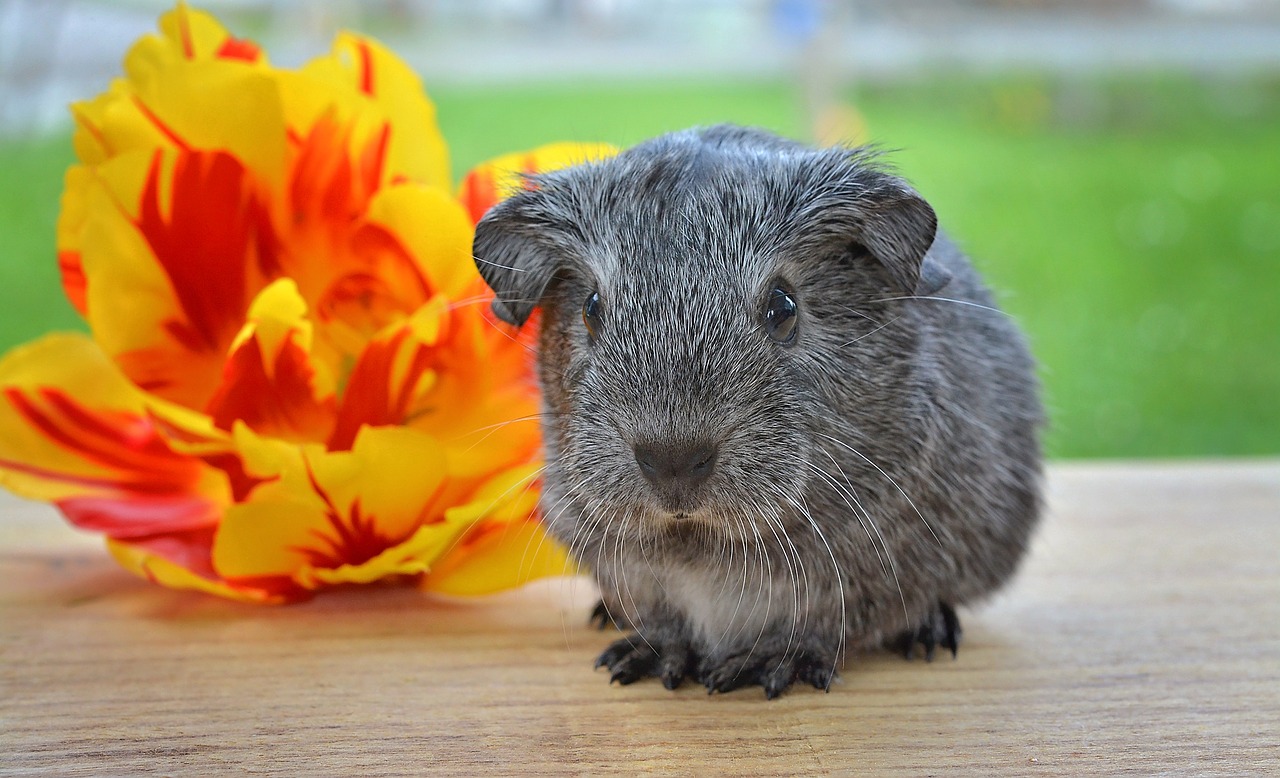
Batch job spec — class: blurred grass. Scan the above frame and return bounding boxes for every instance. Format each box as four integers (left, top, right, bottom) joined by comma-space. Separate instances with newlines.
0, 74, 1276, 458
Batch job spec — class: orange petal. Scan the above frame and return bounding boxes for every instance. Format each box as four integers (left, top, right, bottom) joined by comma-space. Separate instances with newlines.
457, 141, 618, 224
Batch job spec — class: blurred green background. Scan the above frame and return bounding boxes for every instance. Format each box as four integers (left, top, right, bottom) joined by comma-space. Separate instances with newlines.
0, 4, 1277, 460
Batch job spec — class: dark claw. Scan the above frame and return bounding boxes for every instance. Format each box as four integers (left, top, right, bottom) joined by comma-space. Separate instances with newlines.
589, 600, 617, 630
762, 664, 796, 700
659, 648, 692, 690
892, 600, 963, 662
610, 662, 647, 685
596, 634, 694, 688
699, 650, 836, 698
595, 637, 640, 670
702, 661, 753, 695
800, 662, 835, 692
940, 601, 961, 658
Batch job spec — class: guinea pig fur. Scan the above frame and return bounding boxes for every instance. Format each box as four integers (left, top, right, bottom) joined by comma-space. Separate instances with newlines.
472, 125, 1044, 699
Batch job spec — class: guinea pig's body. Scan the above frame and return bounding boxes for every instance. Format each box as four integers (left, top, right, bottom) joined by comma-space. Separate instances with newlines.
474, 126, 1043, 698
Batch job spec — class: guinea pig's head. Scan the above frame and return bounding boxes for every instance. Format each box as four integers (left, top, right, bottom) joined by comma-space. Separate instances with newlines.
473, 126, 941, 536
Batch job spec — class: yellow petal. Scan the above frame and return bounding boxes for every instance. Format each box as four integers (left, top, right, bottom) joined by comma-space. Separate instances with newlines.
363, 184, 476, 300
421, 519, 574, 596
112, 6, 284, 187
299, 33, 450, 189
155, 4, 266, 64
0, 333, 227, 506
421, 464, 575, 595
129, 59, 286, 189
212, 426, 449, 586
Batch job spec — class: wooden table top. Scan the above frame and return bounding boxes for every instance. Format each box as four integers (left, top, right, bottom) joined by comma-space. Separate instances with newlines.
2, 460, 1277, 776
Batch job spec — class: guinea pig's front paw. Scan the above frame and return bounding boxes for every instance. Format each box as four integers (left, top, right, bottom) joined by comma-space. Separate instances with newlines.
595, 634, 696, 690
699, 647, 838, 700
889, 600, 962, 661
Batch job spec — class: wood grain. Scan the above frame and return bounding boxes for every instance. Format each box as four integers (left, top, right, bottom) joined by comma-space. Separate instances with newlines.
1, 461, 1278, 776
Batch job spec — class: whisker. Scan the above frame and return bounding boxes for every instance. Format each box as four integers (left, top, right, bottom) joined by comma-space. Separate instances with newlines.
815, 431, 946, 552
869, 294, 1009, 318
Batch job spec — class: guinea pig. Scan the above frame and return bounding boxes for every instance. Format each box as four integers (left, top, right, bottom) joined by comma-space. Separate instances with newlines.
472, 125, 1044, 698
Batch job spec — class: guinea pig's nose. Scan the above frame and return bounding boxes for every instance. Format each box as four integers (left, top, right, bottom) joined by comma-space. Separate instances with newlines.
633, 441, 719, 488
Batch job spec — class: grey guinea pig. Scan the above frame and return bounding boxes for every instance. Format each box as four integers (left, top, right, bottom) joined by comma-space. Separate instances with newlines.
472, 125, 1044, 699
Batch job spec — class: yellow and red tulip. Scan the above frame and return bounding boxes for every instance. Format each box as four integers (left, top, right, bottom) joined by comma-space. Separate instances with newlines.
0, 4, 615, 603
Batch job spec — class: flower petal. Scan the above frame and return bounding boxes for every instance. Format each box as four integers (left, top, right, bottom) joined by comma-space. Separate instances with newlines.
122, 9, 286, 187
362, 183, 476, 300
457, 141, 618, 224
421, 463, 573, 595
421, 518, 574, 596
327, 298, 447, 452
56, 165, 93, 314
108, 533, 290, 604
207, 279, 336, 443
212, 426, 450, 588
157, 4, 266, 64
0, 333, 229, 532
298, 33, 450, 190
416, 284, 542, 481
82, 147, 278, 411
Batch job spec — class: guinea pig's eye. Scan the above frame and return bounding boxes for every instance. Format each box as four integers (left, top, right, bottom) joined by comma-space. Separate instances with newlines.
582, 291, 602, 342
763, 284, 799, 344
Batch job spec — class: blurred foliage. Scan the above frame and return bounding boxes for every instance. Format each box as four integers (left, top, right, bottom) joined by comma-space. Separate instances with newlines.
1, 74, 1276, 458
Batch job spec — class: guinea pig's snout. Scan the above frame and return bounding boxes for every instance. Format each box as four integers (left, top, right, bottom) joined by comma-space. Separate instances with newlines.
632, 440, 719, 498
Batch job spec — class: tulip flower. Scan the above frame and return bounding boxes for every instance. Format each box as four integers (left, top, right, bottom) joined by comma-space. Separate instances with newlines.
0, 3, 613, 603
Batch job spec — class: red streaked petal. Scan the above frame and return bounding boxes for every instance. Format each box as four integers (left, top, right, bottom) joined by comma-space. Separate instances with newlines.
108, 532, 303, 603
0, 334, 229, 516
217, 37, 261, 62
355, 38, 375, 95
208, 329, 336, 443
58, 251, 88, 315
57, 494, 219, 538
135, 149, 275, 355
457, 166, 501, 225
3, 387, 206, 495
327, 301, 445, 451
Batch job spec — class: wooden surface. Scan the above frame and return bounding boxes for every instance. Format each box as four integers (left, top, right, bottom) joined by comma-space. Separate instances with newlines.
2, 461, 1278, 776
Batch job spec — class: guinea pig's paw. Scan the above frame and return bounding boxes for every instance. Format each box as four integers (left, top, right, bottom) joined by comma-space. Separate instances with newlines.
700, 647, 839, 700
889, 600, 962, 662
595, 635, 696, 690
588, 599, 625, 631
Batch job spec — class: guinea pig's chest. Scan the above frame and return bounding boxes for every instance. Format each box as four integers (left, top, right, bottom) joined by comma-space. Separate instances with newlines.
660, 557, 807, 647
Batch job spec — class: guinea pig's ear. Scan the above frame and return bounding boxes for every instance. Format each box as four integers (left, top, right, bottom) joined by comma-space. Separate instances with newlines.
858, 183, 949, 297
472, 193, 564, 327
